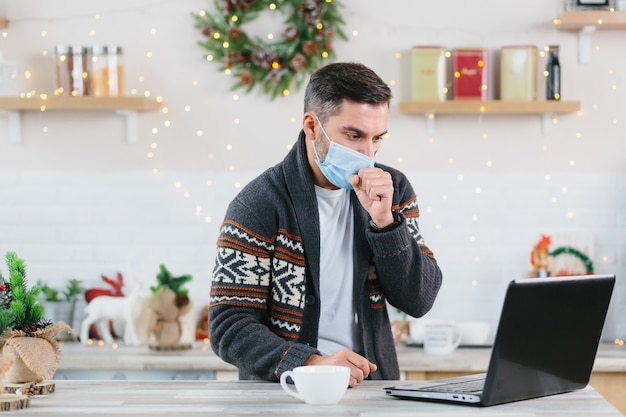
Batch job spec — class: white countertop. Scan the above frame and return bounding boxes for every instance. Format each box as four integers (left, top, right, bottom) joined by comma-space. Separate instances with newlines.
56, 341, 626, 373
57, 341, 236, 372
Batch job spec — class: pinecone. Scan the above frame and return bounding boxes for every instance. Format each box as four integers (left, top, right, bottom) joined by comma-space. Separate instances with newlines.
290, 54, 307, 72
175, 293, 190, 309
201, 26, 215, 38
284, 25, 299, 42
228, 27, 243, 42
250, 50, 279, 70
302, 40, 319, 57
240, 71, 254, 86
230, 0, 256, 12
300, 0, 322, 28
37, 318, 53, 330
21, 321, 38, 336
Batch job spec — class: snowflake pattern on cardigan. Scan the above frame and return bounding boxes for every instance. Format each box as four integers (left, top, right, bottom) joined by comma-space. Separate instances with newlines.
211, 193, 433, 340
212, 222, 307, 339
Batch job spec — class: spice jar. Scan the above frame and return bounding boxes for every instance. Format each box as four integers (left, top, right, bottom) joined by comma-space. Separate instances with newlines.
54, 45, 90, 96
90, 45, 124, 97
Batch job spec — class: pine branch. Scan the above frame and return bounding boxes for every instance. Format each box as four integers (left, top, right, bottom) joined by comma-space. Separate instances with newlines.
2, 251, 46, 332
151, 264, 192, 295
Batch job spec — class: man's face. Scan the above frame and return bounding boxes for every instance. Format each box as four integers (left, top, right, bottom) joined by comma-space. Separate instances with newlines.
315, 100, 389, 161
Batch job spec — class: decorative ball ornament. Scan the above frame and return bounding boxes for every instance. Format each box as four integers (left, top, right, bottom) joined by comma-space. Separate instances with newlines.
192, 0, 347, 99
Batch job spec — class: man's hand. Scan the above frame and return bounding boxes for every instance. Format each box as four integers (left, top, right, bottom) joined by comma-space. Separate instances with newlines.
304, 349, 377, 388
350, 168, 394, 228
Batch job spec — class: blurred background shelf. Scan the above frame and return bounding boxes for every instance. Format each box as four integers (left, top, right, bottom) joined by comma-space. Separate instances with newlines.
555, 11, 626, 30
0, 96, 162, 144
398, 100, 581, 115
398, 100, 581, 135
554, 11, 626, 63
0, 96, 162, 111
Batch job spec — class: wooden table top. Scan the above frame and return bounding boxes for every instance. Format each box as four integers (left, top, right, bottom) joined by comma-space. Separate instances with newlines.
6, 380, 622, 416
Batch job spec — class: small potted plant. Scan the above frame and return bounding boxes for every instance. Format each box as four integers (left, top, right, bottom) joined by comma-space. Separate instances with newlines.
0, 251, 72, 393
38, 278, 83, 335
145, 264, 193, 349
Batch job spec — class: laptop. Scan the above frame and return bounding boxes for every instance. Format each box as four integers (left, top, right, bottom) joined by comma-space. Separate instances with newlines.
385, 274, 615, 406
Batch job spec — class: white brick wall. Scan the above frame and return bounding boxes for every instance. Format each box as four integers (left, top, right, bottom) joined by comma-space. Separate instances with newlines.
0, 169, 623, 341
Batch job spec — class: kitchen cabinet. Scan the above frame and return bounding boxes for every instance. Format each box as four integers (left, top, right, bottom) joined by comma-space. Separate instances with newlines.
554, 11, 626, 63
398, 100, 581, 135
0, 96, 162, 144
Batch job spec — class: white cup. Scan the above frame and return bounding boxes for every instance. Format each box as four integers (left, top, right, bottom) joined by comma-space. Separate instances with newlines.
280, 365, 350, 405
458, 321, 491, 345
408, 319, 426, 344
423, 321, 461, 355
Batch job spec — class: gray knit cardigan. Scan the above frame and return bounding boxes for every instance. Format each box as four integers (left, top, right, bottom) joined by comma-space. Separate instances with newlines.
209, 131, 442, 381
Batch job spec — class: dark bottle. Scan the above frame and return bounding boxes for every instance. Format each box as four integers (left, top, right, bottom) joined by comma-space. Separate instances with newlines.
546, 45, 561, 101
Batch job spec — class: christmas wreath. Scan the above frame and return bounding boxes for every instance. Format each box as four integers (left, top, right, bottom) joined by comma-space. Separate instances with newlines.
549, 246, 594, 275
192, 0, 347, 99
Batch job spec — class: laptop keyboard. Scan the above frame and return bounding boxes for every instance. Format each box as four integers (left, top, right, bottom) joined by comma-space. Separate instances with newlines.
420, 378, 485, 393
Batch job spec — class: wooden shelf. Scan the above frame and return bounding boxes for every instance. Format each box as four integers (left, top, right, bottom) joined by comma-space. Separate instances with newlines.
0, 96, 163, 144
0, 17, 8, 29
398, 100, 581, 135
398, 100, 581, 115
0, 96, 162, 111
554, 11, 626, 30
553, 11, 626, 63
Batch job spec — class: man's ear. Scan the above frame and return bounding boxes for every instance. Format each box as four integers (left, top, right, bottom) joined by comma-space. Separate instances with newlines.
302, 112, 317, 137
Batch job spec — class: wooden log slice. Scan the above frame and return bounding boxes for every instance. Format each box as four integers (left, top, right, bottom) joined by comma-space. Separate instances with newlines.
0, 393, 30, 411
4, 380, 55, 396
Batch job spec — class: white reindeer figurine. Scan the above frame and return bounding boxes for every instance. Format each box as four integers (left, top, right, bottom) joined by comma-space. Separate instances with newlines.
79, 281, 146, 345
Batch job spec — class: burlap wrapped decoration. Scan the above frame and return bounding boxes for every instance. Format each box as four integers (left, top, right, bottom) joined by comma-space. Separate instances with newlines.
0, 354, 31, 411
0, 355, 12, 393
3, 322, 73, 384
147, 287, 192, 347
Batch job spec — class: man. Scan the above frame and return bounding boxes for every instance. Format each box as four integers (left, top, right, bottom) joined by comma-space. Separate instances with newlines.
210, 62, 442, 387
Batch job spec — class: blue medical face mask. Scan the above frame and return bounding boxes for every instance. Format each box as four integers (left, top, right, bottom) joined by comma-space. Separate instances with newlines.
312, 115, 376, 190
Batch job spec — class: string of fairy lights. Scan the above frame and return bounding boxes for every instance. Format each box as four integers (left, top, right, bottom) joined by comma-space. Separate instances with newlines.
383, 26, 621, 279
1, 2, 622, 296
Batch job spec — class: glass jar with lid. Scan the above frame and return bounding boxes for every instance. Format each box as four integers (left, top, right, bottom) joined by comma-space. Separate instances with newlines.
54, 45, 90, 96
90, 45, 124, 96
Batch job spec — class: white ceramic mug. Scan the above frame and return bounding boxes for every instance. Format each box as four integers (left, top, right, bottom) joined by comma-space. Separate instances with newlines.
279, 365, 350, 405
458, 321, 491, 345
423, 321, 462, 355
408, 319, 426, 344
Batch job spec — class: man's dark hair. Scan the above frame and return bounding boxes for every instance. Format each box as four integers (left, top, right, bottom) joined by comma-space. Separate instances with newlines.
304, 62, 392, 122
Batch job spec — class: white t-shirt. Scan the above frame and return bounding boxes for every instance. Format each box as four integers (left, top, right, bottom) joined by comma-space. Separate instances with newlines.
314, 185, 359, 356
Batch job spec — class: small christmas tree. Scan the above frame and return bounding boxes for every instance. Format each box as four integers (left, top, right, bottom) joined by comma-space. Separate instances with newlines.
0, 251, 49, 339
0, 251, 73, 386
